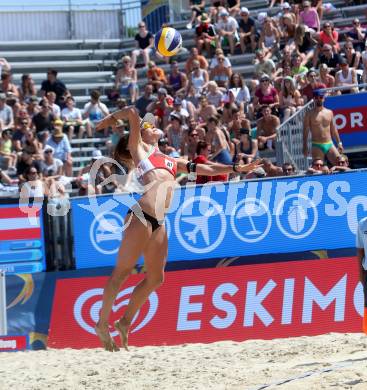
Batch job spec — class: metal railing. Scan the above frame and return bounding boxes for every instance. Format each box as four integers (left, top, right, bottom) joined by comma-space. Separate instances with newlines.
0, 271, 7, 335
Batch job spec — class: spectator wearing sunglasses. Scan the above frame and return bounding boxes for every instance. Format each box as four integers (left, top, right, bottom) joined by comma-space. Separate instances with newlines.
306, 158, 330, 175
131, 22, 154, 68
41, 145, 63, 177
330, 154, 351, 173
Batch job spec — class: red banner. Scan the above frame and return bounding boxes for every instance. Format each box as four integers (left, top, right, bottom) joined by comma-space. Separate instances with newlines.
0, 335, 28, 351
48, 257, 364, 349
333, 106, 367, 134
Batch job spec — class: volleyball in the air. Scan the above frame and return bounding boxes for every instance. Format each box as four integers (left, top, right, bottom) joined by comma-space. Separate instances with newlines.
154, 27, 182, 57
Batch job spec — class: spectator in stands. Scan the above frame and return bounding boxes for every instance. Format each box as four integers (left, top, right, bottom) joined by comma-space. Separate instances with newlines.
362, 41, 367, 85
262, 158, 283, 177
210, 54, 232, 89
238, 7, 256, 53
256, 105, 280, 150
146, 87, 173, 129
251, 75, 279, 119
26, 96, 40, 119
166, 61, 187, 96
227, 73, 251, 114
234, 128, 258, 164
21, 130, 42, 159
187, 60, 209, 97
146, 61, 167, 92
195, 13, 217, 56
19, 165, 46, 197
170, 97, 190, 124
16, 149, 42, 180
0, 93, 14, 130
46, 91, 61, 119
83, 90, 109, 136
227, 106, 251, 140
185, 47, 209, 74
40, 69, 68, 107
206, 116, 232, 164
158, 137, 179, 157
301, 69, 326, 102
0, 167, 15, 186
0, 72, 19, 99
299, 1, 320, 32
209, 48, 232, 71
114, 55, 138, 103
342, 40, 361, 70
32, 99, 55, 142
181, 127, 200, 160
253, 49, 276, 81
61, 96, 89, 139
166, 114, 185, 153
317, 23, 339, 53
135, 83, 157, 116
41, 145, 64, 177
215, 9, 239, 56
330, 154, 351, 173
206, 81, 223, 107
279, 3, 296, 24
335, 58, 358, 94
0, 58, 11, 75
318, 64, 335, 90
270, 0, 284, 8
18, 74, 37, 104
291, 54, 308, 81
196, 95, 217, 124
131, 21, 154, 68
306, 158, 330, 175
294, 24, 317, 65
46, 126, 73, 176
345, 18, 366, 53
282, 162, 296, 176
258, 17, 280, 60
280, 14, 297, 49
12, 117, 30, 152
0, 129, 16, 171
303, 89, 343, 165
279, 76, 302, 122
186, 0, 206, 30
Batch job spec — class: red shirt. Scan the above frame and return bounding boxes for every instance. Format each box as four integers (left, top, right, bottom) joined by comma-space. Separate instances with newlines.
193, 155, 228, 184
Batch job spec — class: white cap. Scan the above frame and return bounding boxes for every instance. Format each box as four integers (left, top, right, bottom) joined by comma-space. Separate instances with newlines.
219, 10, 229, 17
282, 2, 291, 9
43, 145, 54, 153
258, 12, 267, 23
92, 149, 103, 159
240, 7, 249, 14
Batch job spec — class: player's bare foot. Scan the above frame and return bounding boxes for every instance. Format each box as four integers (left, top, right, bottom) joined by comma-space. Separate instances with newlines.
114, 318, 130, 351
95, 323, 120, 352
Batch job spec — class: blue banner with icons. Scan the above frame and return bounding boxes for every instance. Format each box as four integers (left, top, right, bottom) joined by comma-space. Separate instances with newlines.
70, 170, 367, 269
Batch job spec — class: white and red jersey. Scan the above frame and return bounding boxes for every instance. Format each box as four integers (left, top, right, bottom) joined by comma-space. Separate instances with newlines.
136, 147, 177, 181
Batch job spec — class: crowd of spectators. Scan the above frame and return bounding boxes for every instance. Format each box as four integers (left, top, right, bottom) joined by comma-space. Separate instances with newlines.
0, 0, 366, 197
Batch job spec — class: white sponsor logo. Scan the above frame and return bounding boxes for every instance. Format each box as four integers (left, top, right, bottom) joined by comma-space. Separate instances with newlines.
0, 339, 17, 349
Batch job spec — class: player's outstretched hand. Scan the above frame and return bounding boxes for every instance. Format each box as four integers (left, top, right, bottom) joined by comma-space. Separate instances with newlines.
237, 159, 263, 173
95, 114, 117, 132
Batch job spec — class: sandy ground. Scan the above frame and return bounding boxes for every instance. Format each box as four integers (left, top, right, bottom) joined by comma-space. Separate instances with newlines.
1, 333, 367, 390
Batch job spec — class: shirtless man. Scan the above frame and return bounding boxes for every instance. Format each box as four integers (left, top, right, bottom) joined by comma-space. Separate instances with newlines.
228, 107, 251, 141
197, 95, 217, 124
206, 116, 232, 164
303, 89, 343, 165
256, 105, 280, 150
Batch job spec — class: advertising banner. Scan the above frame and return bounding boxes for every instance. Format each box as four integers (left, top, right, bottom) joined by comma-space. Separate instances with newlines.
0, 335, 28, 351
325, 92, 367, 148
0, 202, 46, 274
71, 170, 367, 269
48, 257, 363, 349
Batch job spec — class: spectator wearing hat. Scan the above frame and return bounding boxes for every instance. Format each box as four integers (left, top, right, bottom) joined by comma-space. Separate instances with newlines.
256, 105, 280, 150
158, 137, 179, 158
335, 58, 358, 95
185, 47, 209, 74
41, 145, 63, 177
226, 0, 241, 17
130, 22, 154, 68
166, 62, 188, 96
239, 7, 256, 53
18, 74, 37, 104
279, 3, 296, 24
170, 97, 190, 124
215, 9, 239, 56
83, 90, 109, 136
195, 13, 217, 56
32, 98, 55, 143
186, 0, 206, 30
146, 61, 167, 93
0, 93, 14, 130
40, 69, 68, 107
135, 83, 157, 117
46, 126, 73, 176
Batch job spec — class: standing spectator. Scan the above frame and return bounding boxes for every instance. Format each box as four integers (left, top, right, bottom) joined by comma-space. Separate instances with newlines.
61, 96, 89, 139
46, 126, 73, 176
299, 1, 320, 32
206, 116, 232, 164
234, 128, 258, 164
32, 99, 55, 142
166, 61, 188, 96
256, 105, 280, 150
18, 74, 37, 104
335, 59, 358, 94
146, 61, 167, 92
346, 19, 366, 53
0, 93, 14, 130
215, 9, 239, 56
186, 0, 206, 30
114, 55, 138, 103
41, 145, 64, 177
46, 91, 61, 119
238, 7, 256, 53
195, 13, 217, 56
135, 83, 157, 116
210, 54, 232, 89
279, 76, 302, 122
303, 89, 343, 165
40, 69, 68, 107
131, 22, 154, 68
185, 47, 209, 74
83, 90, 109, 136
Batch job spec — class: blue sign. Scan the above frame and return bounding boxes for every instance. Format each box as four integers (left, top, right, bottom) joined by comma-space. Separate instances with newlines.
71, 170, 367, 269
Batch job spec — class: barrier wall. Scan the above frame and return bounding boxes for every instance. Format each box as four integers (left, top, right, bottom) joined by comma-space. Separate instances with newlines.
71, 170, 367, 269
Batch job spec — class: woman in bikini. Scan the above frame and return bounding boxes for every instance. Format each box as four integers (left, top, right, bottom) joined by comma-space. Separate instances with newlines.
94, 106, 261, 351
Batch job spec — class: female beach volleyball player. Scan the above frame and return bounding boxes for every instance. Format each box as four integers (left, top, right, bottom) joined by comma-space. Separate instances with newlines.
94, 106, 262, 351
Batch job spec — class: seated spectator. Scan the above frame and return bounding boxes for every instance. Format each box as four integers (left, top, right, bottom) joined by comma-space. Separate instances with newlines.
0, 93, 14, 130
22, 130, 43, 159
0, 58, 11, 74
228, 106, 251, 140
193, 140, 228, 183
0, 72, 19, 99
282, 162, 296, 176
18, 74, 37, 104
181, 127, 200, 160
226, 0, 241, 17
234, 128, 258, 164
253, 49, 276, 81
306, 158, 330, 175
185, 47, 209, 74
135, 83, 157, 116
215, 9, 239, 56
166, 114, 184, 153
291, 54, 308, 81
210, 54, 232, 88
262, 158, 283, 177
362, 41, 367, 84
12, 117, 30, 152
251, 75, 279, 119
196, 95, 217, 124
342, 41, 361, 70
330, 154, 351, 173
158, 137, 179, 158
280, 14, 296, 50
0, 129, 16, 171
227, 73, 250, 112
46, 91, 61, 119
0, 167, 15, 186
83, 90, 109, 136
279, 3, 297, 24
186, 0, 206, 30
294, 24, 317, 65
238, 7, 256, 53
206, 116, 232, 164
146, 87, 173, 129
300, 1, 320, 32
26, 96, 40, 119
46, 126, 73, 176
114, 56, 138, 103
170, 97, 190, 125
345, 18, 366, 53
301, 70, 326, 102
209, 48, 232, 71
61, 96, 89, 139
187, 61, 209, 97
279, 76, 302, 122
41, 145, 64, 177
258, 17, 280, 60
206, 81, 223, 107
32, 99, 55, 142
40, 69, 68, 107
256, 105, 280, 150
195, 13, 217, 56
316, 22, 339, 53
318, 64, 335, 90
131, 22, 154, 68
19, 165, 47, 198
16, 149, 42, 180
335, 59, 358, 94
166, 61, 188, 96
147, 61, 167, 92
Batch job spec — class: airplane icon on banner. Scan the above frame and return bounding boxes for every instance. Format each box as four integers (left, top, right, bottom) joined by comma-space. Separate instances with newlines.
182, 207, 218, 245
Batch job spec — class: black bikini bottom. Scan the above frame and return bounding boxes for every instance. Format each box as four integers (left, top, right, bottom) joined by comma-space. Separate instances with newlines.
127, 208, 163, 232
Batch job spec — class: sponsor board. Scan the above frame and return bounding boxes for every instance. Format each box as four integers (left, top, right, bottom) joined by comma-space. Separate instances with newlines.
0, 335, 28, 351
48, 257, 363, 349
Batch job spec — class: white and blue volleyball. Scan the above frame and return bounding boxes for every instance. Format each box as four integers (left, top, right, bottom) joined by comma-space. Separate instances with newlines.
154, 27, 182, 57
